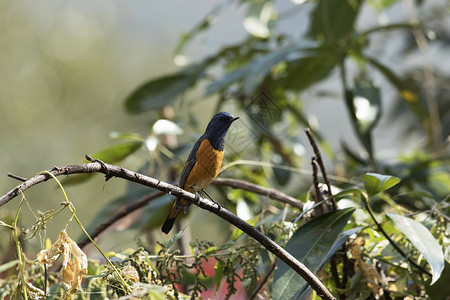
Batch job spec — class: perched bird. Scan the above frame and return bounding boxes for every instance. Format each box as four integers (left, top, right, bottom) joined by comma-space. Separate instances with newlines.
161, 112, 239, 234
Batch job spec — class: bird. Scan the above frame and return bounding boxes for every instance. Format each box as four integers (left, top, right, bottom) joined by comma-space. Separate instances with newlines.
161, 112, 239, 234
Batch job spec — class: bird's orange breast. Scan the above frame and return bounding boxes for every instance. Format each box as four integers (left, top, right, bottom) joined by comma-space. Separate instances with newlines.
184, 139, 224, 191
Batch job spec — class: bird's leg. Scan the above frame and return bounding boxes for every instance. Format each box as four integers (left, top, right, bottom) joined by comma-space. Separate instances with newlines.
190, 186, 201, 205
201, 189, 222, 213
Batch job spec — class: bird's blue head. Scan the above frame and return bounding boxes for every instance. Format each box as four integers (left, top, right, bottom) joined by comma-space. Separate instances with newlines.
203, 112, 239, 150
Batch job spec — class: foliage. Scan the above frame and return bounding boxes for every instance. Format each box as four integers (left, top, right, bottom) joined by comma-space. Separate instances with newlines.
1, 0, 449, 299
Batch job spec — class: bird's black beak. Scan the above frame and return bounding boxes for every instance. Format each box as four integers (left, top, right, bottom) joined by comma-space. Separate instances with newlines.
231, 117, 239, 122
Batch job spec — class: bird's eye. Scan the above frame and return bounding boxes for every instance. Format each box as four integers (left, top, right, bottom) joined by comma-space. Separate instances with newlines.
217, 117, 223, 121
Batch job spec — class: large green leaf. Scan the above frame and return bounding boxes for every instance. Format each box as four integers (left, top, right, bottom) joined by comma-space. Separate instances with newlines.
269, 51, 337, 93
125, 56, 217, 114
364, 55, 407, 89
296, 226, 364, 299
63, 141, 143, 185
387, 213, 444, 284
363, 172, 400, 198
364, 56, 431, 129
125, 73, 196, 114
206, 43, 324, 96
88, 141, 143, 163
204, 66, 248, 96
230, 216, 259, 242
273, 208, 355, 300
242, 45, 304, 95
243, 0, 275, 38
308, 0, 362, 43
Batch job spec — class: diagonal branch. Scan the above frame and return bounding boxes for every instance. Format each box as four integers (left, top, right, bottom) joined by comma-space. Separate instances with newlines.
213, 178, 304, 210
0, 156, 335, 300
78, 190, 165, 249
80, 178, 303, 250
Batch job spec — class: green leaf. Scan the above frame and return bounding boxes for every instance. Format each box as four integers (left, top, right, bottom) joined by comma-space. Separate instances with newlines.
243, 44, 317, 95
426, 262, 450, 297
206, 43, 325, 96
166, 226, 187, 249
0, 260, 19, 273
125, 74, 195, 113
89, 141, 143, 163
125, 55, 219, 114
0, 220, 13, 229
360, 23, 415, 36
296, 226, 364, 298
363, 173, 400, 197
173, 1, 230, 58
333, 188, 364, 199
273, 208, 355, 300
63, 141, 143, 185
78, 189, 168, 243
230, 216, 259, 242
347, 78, 381, 154
214, 260, 225, 291
130, 195, 177, 231
353, 79, 381, 134
109, 131, 145, 142
273, 163, 290, 186
308, 0, 362, 43
243, 0, 275, 38
204, 66, 248, 95
341, 140, 368, 165
269, 51, 337, 93
205, 246, 218, 255
387, 213, 444, 284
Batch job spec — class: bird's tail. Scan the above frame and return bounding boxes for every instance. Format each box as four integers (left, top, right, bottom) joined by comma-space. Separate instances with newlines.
161, 200, 182, 234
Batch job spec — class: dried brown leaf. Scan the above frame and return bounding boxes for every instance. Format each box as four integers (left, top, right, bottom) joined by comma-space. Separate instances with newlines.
36, 230, 87, 296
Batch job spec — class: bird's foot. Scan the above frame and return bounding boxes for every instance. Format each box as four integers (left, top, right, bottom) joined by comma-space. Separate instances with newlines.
201, 189, 222, 213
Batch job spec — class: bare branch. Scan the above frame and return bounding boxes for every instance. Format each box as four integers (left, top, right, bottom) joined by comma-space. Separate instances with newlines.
305, 128, 337, 210
213, 178, 304, 210
79, 177, 303, 251
7, 173, 28, 182
0, 159, 335, 300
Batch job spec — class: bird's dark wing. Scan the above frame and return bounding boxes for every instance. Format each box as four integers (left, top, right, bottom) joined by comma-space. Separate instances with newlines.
179, 137, 203, 189
177, 136, 203, 212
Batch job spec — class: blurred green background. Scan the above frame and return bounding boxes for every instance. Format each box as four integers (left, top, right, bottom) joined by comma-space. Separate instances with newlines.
1, 0, 449, 256
1, 1, 449, 298
0, 0, 230, 251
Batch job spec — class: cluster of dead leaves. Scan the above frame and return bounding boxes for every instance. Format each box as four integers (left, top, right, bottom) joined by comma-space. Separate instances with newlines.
37, 230, 87, 297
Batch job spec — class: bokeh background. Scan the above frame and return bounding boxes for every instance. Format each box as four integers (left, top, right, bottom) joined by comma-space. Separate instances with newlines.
1, 0, 449, 254
0, 0, 242, 250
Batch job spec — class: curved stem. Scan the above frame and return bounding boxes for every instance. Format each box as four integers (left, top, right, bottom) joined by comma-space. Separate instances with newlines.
363, 196, 431, 276
41, 171, 132, 294
1, 156, 335, 300
13, 196, 29, 298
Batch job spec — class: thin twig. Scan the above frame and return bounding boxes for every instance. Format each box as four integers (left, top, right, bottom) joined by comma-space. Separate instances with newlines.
305, 129, 337, 210
311, 158, 322, 202
7, 173, 28, 182
306, 128, 348, 299
0, 158, 335, 300
311, 158, 324, 215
